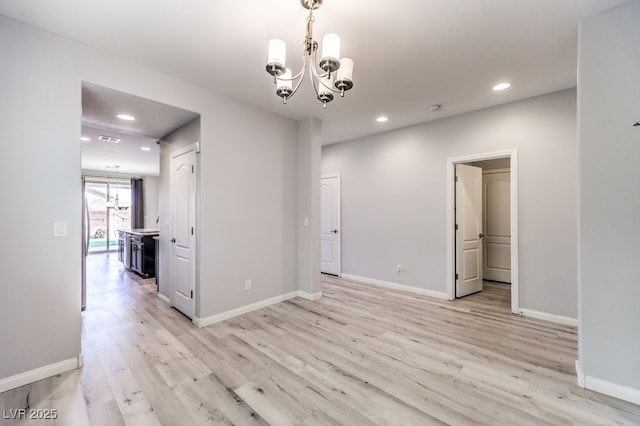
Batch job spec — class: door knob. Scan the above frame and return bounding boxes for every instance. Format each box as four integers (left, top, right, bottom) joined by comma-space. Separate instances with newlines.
171, 238, 176, 243
331, 229, 338, 234
479, 233, 484, 239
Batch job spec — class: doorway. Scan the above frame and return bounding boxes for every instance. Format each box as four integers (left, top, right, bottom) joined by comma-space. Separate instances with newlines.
446, 150, 519, 314
83, 178, 131, 253
320, 174, 341, 276
475, 163, 511, 284
80, 82, 199, 312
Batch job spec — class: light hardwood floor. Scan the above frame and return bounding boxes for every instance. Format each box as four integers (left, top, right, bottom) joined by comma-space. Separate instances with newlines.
1, 254, 639, 425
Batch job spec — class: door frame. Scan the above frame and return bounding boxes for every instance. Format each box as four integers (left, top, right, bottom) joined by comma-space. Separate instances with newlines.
446, 149, 519, 314
321, 173, 341, 276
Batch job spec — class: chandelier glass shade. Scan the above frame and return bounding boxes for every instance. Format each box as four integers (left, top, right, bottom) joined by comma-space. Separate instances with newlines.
265, 0, 354, 108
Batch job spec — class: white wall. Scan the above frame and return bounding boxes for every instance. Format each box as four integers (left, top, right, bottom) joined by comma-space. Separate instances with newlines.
0, 16, 301, 382
322, 89, 578, 317
578, 0, 640, 398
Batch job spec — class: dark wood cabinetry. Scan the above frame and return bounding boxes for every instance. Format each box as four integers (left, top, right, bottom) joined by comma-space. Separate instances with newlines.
117, 233, 125, 263
118, 230, 157, 278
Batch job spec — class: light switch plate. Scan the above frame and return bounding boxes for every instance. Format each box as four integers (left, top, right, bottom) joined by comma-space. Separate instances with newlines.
54, 221, 67, 237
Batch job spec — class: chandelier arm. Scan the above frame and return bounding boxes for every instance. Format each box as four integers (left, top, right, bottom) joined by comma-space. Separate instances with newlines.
310, 55, 340, 95
315, 71, 344, 96
317, 77, 338, 93
310, 59, 321, 97
309, 49, 325, 80
286, 60, 309, 100
311, 50, 343, 94
316, 73, 344, 94
320, 81, 344, 94
278, 66, 305, 82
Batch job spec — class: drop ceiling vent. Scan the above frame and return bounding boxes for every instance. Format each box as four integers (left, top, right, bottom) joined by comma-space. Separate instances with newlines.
98, 135, 121, 143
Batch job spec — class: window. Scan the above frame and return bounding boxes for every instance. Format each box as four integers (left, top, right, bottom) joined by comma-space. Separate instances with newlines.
85, 179, 131, 252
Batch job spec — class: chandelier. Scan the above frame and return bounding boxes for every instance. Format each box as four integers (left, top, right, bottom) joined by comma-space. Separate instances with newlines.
106, 165, 129, 211
265, 0, 354, 108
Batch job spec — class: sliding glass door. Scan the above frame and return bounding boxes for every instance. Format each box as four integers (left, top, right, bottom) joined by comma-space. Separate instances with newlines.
85, 179, 131, 253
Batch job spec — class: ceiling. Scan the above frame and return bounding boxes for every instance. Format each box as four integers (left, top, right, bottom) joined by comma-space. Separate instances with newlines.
81, 83, 199, 176
0, 0, 630, 150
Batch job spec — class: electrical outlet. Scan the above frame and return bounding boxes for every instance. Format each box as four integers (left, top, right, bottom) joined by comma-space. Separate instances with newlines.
245, 280, 252, 290
396, 265, 402, 273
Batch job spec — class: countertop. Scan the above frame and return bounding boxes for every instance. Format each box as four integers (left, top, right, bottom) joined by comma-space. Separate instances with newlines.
119, 228, 160, 237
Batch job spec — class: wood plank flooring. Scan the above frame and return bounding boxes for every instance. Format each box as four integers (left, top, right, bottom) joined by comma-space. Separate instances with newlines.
1, 253, 639, 425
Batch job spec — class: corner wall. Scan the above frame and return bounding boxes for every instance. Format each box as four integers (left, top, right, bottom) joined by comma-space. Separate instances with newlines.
322, 89, 578, 318
578, 0, 640, 401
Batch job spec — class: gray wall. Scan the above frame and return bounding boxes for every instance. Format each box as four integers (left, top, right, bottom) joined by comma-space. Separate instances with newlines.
578, 0, 640, 391
0, 16, 301, 381
322, 89, 578, 317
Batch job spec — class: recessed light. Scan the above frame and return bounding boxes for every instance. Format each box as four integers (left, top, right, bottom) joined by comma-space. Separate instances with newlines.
141, 147, 151, 151
116, 113, 135, 121
376, 116, 388, 123
493, 82, 511, 91
429, 104, 441, 112
80, 136, 91, 141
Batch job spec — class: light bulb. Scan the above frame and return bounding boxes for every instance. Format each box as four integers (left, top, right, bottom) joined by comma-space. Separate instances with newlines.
322, 34, 340, 61
267, 39, 286, 67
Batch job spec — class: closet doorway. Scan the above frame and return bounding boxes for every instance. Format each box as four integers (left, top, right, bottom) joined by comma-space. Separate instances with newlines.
446, 150, 519, 314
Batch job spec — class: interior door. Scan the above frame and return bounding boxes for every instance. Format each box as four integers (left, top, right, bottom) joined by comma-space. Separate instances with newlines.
456, 164, 483, 297
170, 146, 196, 319
483, 170, 511, 283
320, 175, 340, 275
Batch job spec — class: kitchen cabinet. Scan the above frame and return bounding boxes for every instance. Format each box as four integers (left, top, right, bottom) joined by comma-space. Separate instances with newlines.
118, 229, 158, 278
117, 232, 125, 263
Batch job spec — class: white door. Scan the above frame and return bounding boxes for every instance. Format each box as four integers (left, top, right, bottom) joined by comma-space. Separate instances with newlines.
483, 170, 511, 283
170, 146, 196, 319
456, 164, 483, 297
320, 175, 341, 275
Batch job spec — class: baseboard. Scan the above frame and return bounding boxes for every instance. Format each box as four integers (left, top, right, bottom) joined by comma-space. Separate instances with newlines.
0, 356, 82, 393
518, 308, 578, 327
193, 291, 299, 328
297, 290, 323, 301
577, 359, 640, 405
584, 374, 640, 406
341, 274, 448, 300
158, 293, 170, 304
